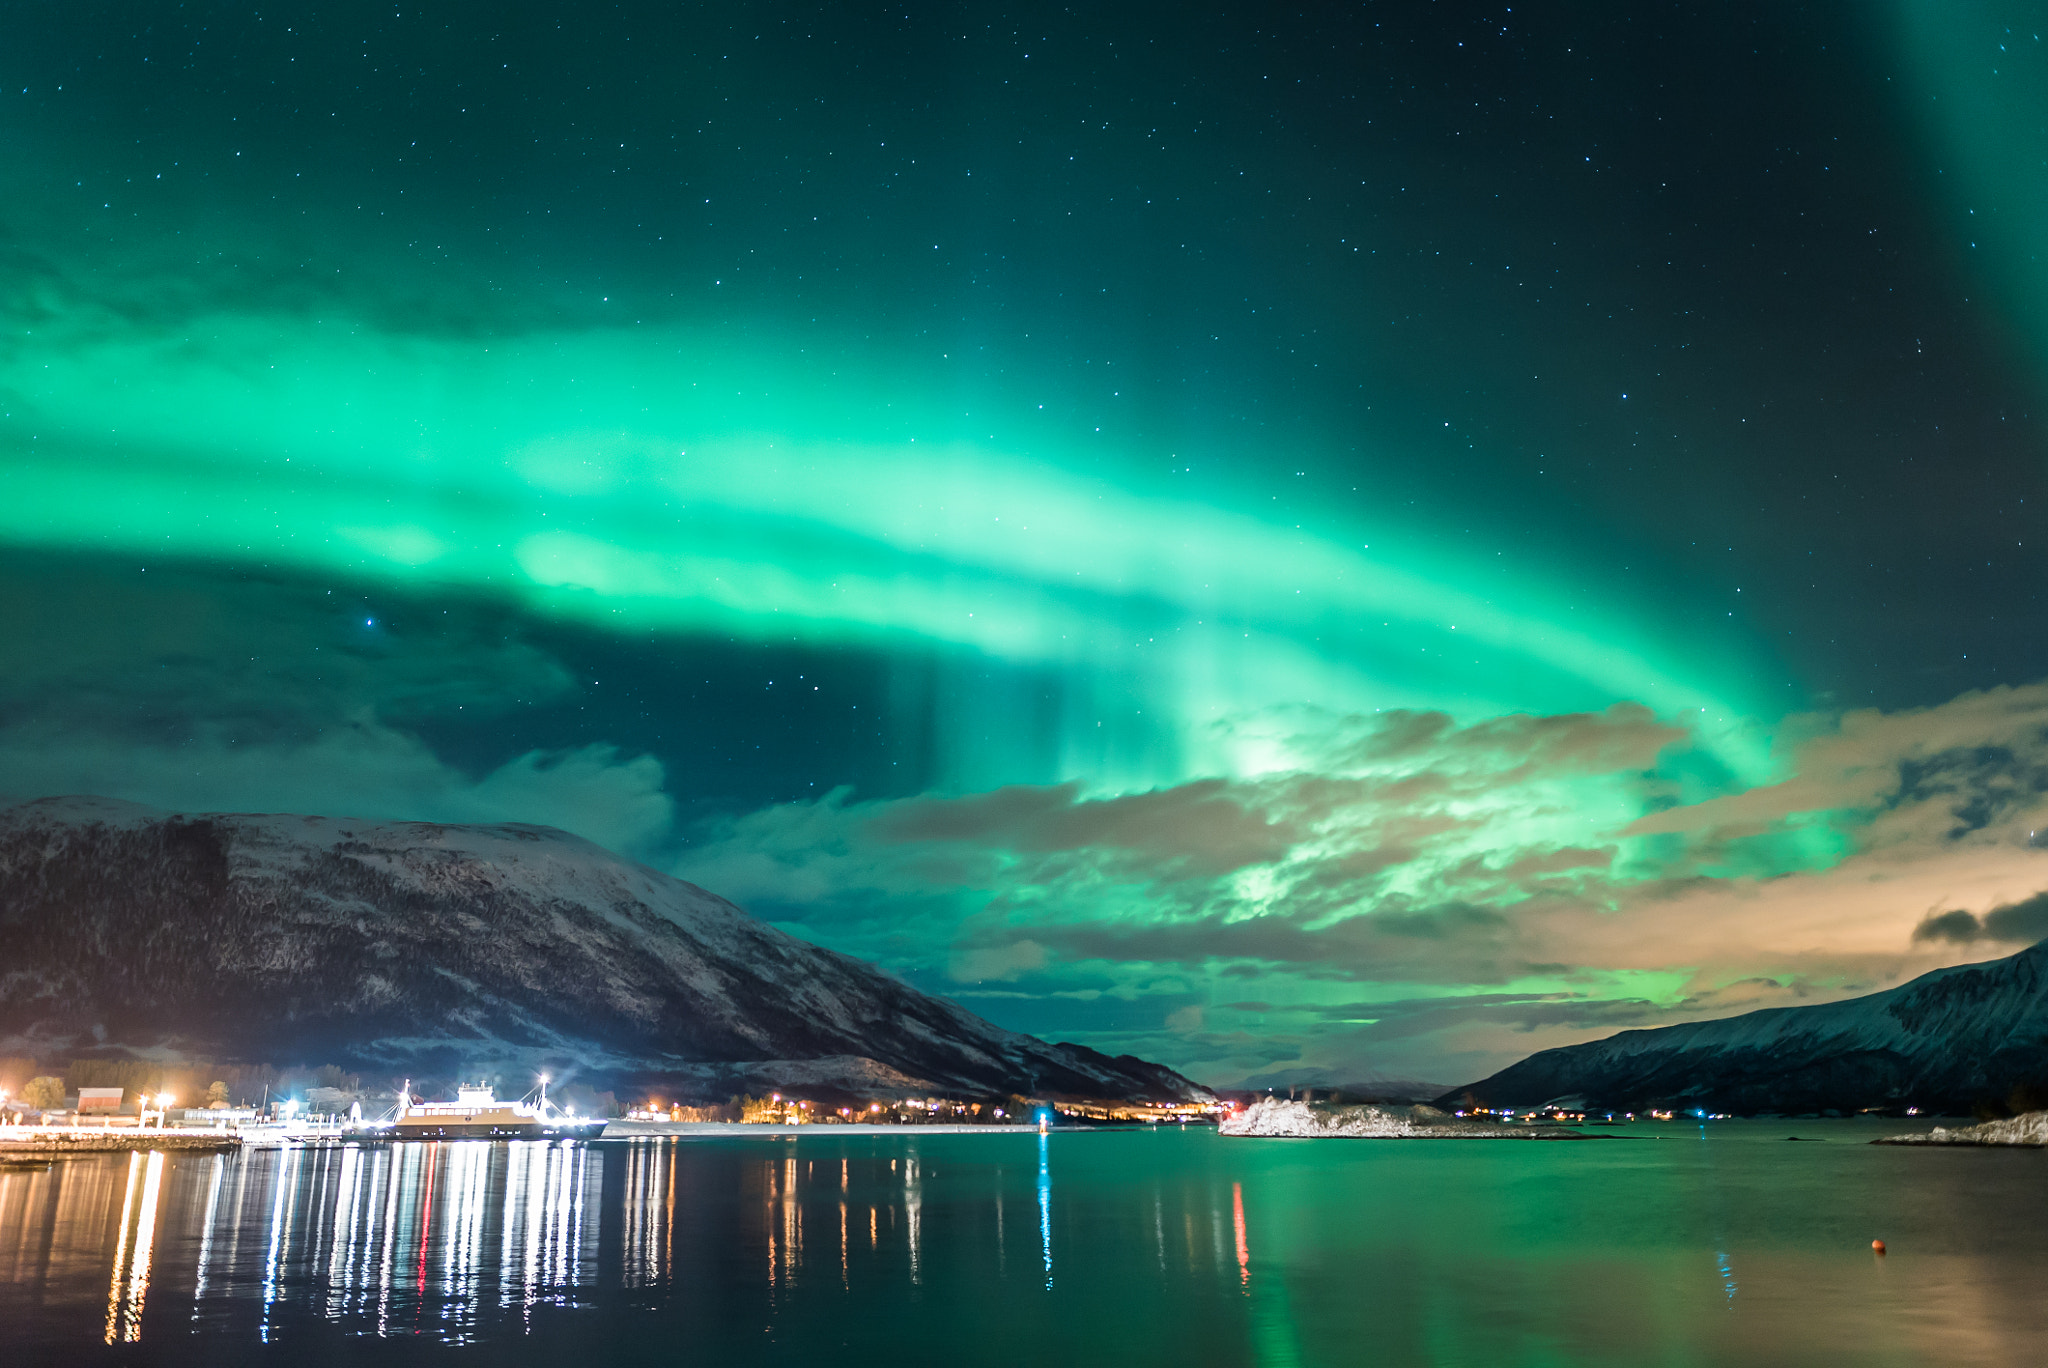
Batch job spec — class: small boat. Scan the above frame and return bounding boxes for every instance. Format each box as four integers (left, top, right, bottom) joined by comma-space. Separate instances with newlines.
392, 1083, 544, 1139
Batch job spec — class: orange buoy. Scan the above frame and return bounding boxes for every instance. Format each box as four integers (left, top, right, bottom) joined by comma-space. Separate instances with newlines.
1871, 1240, 1887, 1255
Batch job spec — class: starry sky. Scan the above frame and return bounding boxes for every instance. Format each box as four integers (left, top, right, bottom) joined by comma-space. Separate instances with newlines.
9, 1, 2048, 1088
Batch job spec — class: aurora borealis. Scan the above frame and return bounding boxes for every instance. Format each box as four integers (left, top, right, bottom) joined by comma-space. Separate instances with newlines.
9, 2, 2048, 1086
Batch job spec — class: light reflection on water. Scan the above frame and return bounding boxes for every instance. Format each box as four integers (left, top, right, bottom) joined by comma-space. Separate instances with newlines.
3, 1125, 2048, 1365
210, 1140, 598, 1345
1037, 1129, 1053, 1289
102, 1149, 164, 1344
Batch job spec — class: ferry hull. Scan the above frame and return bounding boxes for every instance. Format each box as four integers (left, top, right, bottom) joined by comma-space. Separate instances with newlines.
391, 1120, 545, 1139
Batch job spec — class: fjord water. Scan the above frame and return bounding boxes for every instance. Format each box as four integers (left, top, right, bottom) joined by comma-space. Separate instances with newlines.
2, 1125, 2042, 1366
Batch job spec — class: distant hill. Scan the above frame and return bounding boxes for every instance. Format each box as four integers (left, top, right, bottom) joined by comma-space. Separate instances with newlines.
1444, 943, 2048, 1115
1235, 1067, 1450, 1103
0, 797, 1206, 1104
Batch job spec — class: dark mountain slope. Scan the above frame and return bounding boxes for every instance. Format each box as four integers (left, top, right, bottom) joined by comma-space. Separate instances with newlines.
1445, 943, 2048, 1115
0, 797, 1205, 1102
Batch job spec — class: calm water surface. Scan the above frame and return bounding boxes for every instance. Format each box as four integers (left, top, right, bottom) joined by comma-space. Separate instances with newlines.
2, 1122, 2042, 1366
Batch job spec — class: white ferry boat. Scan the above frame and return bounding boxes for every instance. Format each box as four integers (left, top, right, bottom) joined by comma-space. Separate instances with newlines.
393, 1083, 544, 1139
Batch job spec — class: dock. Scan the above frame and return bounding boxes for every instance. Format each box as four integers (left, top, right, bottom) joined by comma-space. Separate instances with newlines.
0, 1127, 240, 1157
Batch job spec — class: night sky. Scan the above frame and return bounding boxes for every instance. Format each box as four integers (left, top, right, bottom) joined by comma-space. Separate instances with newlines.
7, 1, 2048, 1087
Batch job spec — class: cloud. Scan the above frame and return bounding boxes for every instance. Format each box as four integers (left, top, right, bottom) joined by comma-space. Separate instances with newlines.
946, 939, 1048, 983
0, 723, 674, 858
1913, 892, 2048, 946
459, 746, 675, 853
1913, 909, 1988, 944
681, 701, 1713, 993
1333, 701, 1686, 775
0, 553, 671, 854
871, 778, 1303, 877
0, 553, 575, 737
680, 685, 2048, 1084
1628, 684, 2048, 849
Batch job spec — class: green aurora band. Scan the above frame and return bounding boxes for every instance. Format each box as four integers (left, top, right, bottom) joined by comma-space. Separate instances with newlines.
0, 306, 1780, 793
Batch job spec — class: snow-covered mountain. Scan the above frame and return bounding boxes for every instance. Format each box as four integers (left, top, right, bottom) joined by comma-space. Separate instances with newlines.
0, 797, 1205, 1102
1446, 943, 2048, 1114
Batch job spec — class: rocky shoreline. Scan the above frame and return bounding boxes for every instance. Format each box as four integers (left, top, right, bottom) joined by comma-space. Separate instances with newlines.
1873, 1111, 2048, 1147
1220, 1097, 1585, 1139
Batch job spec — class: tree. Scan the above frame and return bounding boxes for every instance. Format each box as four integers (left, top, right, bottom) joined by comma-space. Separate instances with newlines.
205, 1081, 230, 1108
23, 1076, 63, 1110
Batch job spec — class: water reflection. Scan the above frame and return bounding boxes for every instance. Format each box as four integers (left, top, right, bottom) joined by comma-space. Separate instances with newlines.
754, 1147, 806, 1288
1037, 1130, 1053, 1290
1231, 1181, 1249, 1290
614, 1133, 1069, 1305
103, 1150, 165, 1343
13, 1127, 2027, 1364
205, 1141, 591, 1343
0, 1140, 594, 1348
189, 1154, 225, 1313
904, 1150, 921, 1286
620, 1137, 669, 1288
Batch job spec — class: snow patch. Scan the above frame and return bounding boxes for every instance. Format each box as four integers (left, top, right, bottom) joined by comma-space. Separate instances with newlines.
1219, 1096, 1583, 1139
1878, 1110, 2048, 1146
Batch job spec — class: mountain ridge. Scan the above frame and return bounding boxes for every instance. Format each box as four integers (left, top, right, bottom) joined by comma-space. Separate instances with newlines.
1443, 941, 2048, 1115
0, 796, 1205, 1103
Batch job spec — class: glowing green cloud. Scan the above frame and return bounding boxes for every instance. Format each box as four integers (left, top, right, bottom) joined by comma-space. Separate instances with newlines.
0, 303, 1782, 792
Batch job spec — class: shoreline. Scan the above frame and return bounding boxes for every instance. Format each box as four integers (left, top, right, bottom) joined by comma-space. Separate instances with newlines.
0, 1120, 1114, 1154
1, 1129, 239, 1156
1872, 1111, 2048, 1147
1219, 1097, 1588, 1140
599, 1120, 1051, 1139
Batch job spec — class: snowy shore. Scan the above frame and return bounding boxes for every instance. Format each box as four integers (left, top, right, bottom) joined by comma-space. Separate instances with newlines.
1874, 1111, 2048, 1147
1219, 1097, 1584, 1139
